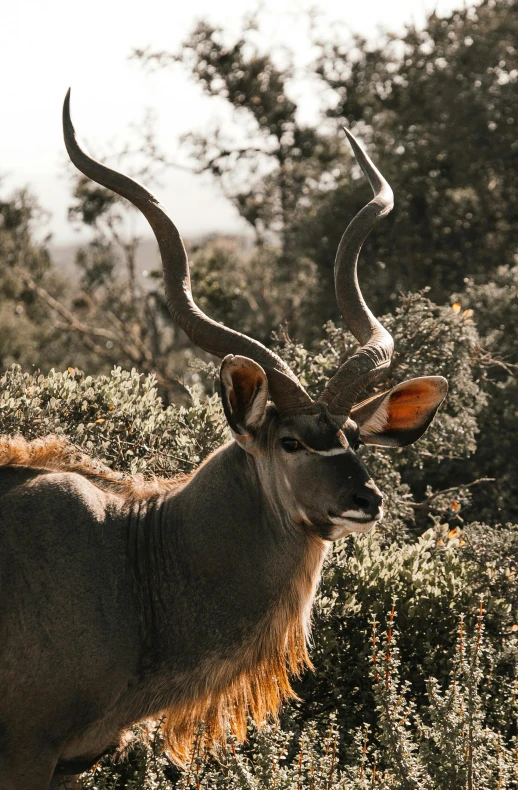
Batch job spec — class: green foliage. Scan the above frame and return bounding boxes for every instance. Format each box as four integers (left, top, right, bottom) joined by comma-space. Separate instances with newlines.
0, 365, 227, 476
458, 265, 518, 523
3, 1, 517, 787
1, 285, 516, 788
190, 236, 318, 346
135, 0, 518, 336
349, 603, 518, 789
299, 519, 518, 740
134, 19, 340, 340
71, 564, 518, 789
314, 0, 518, 308
135, 19, 339, 246
64, 166, 192, 401
69, 174, 121, 228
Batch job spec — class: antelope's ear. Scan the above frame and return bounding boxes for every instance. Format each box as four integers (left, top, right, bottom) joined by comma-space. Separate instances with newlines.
220, 355, 269, 447
351, 376, 448, 448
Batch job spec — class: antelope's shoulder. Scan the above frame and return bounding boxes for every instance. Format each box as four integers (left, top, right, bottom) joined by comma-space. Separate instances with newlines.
1, 435, 94, 493
0, 457, 124, 578
0, 465, 110, 527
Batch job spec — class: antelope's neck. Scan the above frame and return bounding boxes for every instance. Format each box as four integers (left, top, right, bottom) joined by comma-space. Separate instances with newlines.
126, 440, 327, 692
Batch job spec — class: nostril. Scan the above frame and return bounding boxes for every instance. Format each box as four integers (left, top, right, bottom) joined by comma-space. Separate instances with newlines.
352, 492, 372, 510
352, 486, 383, 514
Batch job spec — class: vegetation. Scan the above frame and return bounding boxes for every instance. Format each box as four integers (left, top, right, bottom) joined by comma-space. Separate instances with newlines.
1, 0, 517, 786
1, 287, 516, 787
0, 187, 68, 371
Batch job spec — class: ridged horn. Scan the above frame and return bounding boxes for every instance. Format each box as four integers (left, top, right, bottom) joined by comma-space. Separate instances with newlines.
318, 128, 394, 419
63, 89, 313, 414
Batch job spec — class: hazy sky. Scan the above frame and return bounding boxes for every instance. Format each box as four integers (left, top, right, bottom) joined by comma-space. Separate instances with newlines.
1, 0, 461, 244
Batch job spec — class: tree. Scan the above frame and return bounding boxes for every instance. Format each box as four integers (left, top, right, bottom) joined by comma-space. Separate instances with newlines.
309, 0, 518, 307
62, 169, 192, 403
134, 20, 343, 339
0, 186, 70, 371
135, 0, 518, 331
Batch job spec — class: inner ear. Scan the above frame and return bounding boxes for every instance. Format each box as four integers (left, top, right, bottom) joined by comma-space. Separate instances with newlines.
220, 355, 269, 437
352, 376, 448, 447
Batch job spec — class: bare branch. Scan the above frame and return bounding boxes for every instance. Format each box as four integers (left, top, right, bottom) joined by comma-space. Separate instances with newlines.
22, 271, 191, 398
22, 272, 118, 343
408, 478, 495, 510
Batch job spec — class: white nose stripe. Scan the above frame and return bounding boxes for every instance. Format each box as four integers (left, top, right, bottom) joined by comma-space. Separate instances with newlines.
304, 446, 348, 456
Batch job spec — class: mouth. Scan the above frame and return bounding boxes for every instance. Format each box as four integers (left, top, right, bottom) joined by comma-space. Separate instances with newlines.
328, 509, 383, 534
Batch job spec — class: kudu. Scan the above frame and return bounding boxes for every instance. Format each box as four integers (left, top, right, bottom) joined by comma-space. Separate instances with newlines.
0, 90, 447, 789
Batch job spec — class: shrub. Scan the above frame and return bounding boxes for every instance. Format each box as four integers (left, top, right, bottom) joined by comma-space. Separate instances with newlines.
1, 291, 515, 788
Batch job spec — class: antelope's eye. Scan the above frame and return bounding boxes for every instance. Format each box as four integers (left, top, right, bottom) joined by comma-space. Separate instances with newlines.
281, 437, 302, 453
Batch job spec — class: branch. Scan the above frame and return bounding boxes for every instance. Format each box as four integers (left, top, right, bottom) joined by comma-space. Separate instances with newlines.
53, 320, 107, 358
408, 478, 495, 510
22, 272, 118, 343
477, 350, 517, 375
23, 272, 191, 399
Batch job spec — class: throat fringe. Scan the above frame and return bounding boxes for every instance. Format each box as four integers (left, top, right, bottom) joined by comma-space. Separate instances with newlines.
162, 595, 314, 764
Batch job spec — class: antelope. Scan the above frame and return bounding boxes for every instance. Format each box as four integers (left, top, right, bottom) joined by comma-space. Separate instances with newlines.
0, 89, 447, 790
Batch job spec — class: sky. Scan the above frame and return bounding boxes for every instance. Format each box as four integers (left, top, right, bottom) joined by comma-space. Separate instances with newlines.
1, 0, 462, 245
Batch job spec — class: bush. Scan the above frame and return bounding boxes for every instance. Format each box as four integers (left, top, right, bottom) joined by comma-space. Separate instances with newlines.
2, 286, 516, 788
0, 365, 228, 477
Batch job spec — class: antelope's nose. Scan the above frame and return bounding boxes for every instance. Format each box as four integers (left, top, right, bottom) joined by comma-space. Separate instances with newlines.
352, 481, 384, 517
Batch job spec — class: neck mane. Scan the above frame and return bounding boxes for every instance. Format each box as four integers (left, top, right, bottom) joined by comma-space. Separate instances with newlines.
128, 441, 328, 762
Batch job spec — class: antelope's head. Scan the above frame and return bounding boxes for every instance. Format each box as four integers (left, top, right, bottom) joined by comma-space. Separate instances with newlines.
63, 91, 447, 540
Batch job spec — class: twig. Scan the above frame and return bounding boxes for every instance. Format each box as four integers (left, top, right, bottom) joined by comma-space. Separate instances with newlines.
408, 478, 495, 509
